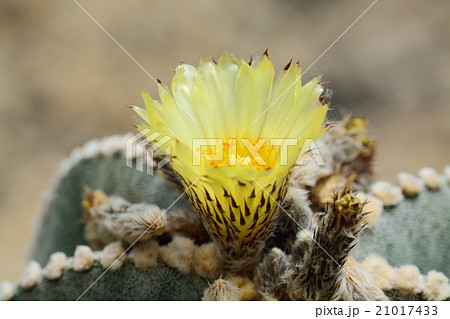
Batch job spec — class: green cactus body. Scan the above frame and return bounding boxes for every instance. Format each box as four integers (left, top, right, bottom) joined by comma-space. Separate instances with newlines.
13, 262, 207, 301
354, 183, 450, 277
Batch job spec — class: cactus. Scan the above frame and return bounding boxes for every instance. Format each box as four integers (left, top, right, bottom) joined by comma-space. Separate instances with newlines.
1, 52, 448, 301
1, 118, 448, 301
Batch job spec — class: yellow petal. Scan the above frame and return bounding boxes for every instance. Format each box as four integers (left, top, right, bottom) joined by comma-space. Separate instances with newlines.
234, 61, 255, 137
129, 105, 150, 124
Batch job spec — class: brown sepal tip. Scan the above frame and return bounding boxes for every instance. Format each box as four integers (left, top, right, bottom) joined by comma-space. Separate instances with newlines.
319, 93, 334, 104
284, 58, 293, 71
248, 54, 253, 65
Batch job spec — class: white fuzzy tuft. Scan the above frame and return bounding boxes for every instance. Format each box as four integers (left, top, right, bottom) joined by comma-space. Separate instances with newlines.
286, 187, 309, 208
228, 276, 257, 301
397, 172, 424, 196
192, 242, 223, 279
418, 167, 442, 190
43, 252, 67, 280
128, 240, 159, 268
104, 202, 166, 244
339, 258, 389, 301
20, 261, 41, 289
99, 241, 125, 270
356, 192, 383, 226
160, 236, 196, 273
73, 245, 94, 272
297, 230, 311, 242
202, 279, 240, 301
396, 265, 424, 293
93, 250, 103, 261
0, 281, 14, 301
423, 270, 450, 301
370, 181, 404, 206
360, 255, 397, 290
444, 166, 450, 183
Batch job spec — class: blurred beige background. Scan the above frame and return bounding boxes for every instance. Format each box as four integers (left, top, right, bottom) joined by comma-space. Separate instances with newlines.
1, 0, 449, 281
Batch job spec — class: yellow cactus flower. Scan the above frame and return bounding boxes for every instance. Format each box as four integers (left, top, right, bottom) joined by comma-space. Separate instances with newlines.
131, 52, 328, 247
